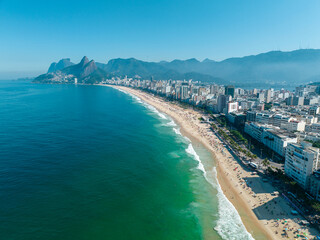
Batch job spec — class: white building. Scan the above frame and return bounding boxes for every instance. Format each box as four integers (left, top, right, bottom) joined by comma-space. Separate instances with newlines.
256, 112, 273, 125
285, 142, 319, 189
262, 129, 298, 157
180, 86, 189, 100
244, 122, 271, 142
305, 123, 320, 133
227, 102, 238, 113
300, 115, 318, 124
281, 120, 306, 132
272, 114, 292, 127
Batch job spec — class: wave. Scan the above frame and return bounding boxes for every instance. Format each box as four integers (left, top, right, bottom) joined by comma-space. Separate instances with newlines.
185, 144, 254, 240
146, 105, 167, 119
185, 144, 205, 173
173, 128, 182, 136
213, 167, 254, 240
117, 88, 167, 120
166, 120, 177, 127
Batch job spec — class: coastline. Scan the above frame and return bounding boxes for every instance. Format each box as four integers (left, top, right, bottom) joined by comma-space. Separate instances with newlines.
105, 85, 319, 240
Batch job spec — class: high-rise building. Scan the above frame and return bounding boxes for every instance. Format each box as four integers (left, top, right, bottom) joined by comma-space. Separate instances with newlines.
210, 84, 219, 95
225, 85, 235, 98
180, 86, 189, 100
293, 96, 304, 106
265, 89, 272, 103
285, 142, 319, 189
227, 102, 238, 113
217, 95, 231, 113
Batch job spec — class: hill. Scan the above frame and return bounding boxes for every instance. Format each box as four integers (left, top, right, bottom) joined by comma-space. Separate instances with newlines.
34, 57, 109, 84
34, 49, 320, 86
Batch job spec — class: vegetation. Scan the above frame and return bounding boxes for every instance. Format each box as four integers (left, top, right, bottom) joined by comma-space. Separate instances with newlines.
311, 201, 320, 212
213, 115, 227, 127
305, 139, 320, 148
264, 102, 273, 110
230, 130, 248, 144
262, 158, 270, 167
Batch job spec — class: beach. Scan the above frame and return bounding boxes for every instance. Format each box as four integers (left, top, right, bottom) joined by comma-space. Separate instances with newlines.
109, 85, 319, 240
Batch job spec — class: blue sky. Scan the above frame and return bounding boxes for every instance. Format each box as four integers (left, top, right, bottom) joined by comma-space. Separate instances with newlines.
0, 0, 320, 78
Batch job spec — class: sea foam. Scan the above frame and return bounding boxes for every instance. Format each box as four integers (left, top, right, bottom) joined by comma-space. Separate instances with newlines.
185, 144, 205, 173
185, 144, 254, 240
166, 120, 177, 127
212, 167, 254, 240
118, 88, 167, 120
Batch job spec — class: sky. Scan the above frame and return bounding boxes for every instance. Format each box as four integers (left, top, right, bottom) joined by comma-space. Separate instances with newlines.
0, 0, 320, 79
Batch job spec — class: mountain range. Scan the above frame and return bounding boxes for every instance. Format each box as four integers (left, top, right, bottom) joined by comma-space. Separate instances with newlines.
33, 49, 320, 87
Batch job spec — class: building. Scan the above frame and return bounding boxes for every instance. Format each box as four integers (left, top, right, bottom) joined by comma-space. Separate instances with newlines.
244, 122, 271, 142
262, 129, 297, 157
281, 120, 306, 132
285, 142, 319, 189
225, 85, 235, 98
198, 87, 207, 96
210, 84, 221, 95
256, 112, 273, 125
227, 112, 246, 128
180, 85, 189, 100
227, 101, 238, 113
246, 111, 257, 122
305, 123, 320, 134
217, 95, 231, 113
272, 114, 292, 127
293, 96, 304, 106
308, 171, 320, 201
309, 106, 320, 116
265, 89, 272, 103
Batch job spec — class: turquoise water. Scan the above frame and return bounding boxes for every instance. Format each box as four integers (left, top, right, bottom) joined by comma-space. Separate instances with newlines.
0, 81, 252, 240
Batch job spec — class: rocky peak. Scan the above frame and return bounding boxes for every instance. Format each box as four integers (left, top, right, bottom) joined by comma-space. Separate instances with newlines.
47, 58, 74, 73
80, 60, 97, 77
79, 56, 90, 66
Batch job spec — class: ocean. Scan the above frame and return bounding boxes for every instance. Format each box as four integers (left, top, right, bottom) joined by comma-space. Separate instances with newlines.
0, 80, 253, 240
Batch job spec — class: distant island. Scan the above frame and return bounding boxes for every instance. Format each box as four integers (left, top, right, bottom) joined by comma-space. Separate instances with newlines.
34, 49, 320, 87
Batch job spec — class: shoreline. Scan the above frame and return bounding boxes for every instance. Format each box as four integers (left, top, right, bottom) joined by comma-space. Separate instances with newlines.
108, 85, 271, 239
105, 85, 319, 240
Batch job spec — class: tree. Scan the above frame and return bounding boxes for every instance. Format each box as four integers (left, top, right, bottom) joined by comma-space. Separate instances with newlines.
262, 158, 270, 168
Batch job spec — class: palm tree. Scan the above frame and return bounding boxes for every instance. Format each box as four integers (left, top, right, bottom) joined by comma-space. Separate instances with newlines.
262, 158, 270, 168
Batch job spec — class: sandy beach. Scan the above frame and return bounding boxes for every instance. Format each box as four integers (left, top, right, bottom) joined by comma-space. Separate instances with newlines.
108, 85, 319, 240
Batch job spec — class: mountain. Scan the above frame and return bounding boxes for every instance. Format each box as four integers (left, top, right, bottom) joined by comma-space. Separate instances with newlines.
62, 56, 97, 78
96, 58, 225, 83
34, 49, 320, 86
47, 58, 74, 73
206, 49, 320, 86
34, 56, 109, 84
